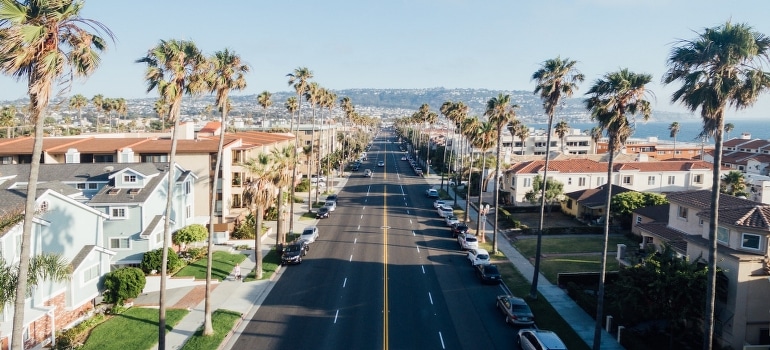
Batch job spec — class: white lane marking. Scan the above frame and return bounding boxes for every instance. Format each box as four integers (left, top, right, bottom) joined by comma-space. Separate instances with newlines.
416, 246, 420, 253
439, 332, 446, 349
428, 292, 434, 305
360, 215, 363, 219
349, 255, 353, 262
343, 278, 347, 288
357, 225, 360, 230
412, 231, 416, 236
334, 310, 339, 324
354, 238, 358, 244
421, 265, 425, 274
409, 219, 412, 224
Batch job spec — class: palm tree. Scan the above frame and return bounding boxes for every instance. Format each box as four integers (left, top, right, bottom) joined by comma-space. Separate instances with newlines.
554, 119, 570, 152
589, 126, 603, 154
257, 90, 272, 128
305, 82, 323, 207
663, 22, 770, 348
115, 97, 127, 129
485, 94, 518, 253
0, 253, 71, 310
242, 153, 274, 281
91, 94, 104, 132
585, 68, 652, 350
153, 97, 169, 132
724, 122, 734, 141
720, 170, 746, 196
530, 57, 584, 299
286, 67, 313, 235
137, 39, 207, 350
669, 121, 680, 159
461, 116, 481, 222
0, 105, 17, 138
302, 144, 314, 210
471, 121, 496, 243
271, 145, 295, 245
202, 48, 248, 336
513, 122, 529, 155
69, 94, 88, 130
0, 1, 112, 347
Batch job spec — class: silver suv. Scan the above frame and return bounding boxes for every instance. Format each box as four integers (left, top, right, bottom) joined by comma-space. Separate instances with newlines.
518, 329, 567, 350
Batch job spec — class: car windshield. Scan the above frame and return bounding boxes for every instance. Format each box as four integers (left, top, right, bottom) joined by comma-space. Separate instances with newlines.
302, 229, 314, 236
465, 236, 477, 242
477, 254, 489, 260
285, 244, 301, 252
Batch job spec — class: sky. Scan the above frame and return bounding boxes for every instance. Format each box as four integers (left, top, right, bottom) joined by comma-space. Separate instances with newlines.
2, 0, 770, 119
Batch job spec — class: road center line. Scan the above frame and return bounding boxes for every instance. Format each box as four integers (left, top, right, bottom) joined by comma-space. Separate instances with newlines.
428, 292, 434, 305
439, 332, 446, 349
416, 245, 420, 253
349, 255, 353, 262
334, 310, 339, 324
421, 265, 425, 274
343, 278, 347, 288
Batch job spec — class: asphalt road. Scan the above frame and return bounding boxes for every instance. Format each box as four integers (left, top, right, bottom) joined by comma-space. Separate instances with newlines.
231, 130, 523, 350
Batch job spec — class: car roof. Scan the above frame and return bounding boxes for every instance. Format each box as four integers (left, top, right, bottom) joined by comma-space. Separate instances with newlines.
475, 248, 488, 254
521, 330, 566, 348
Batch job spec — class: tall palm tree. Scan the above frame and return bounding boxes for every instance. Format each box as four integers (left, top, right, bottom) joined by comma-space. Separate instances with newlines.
305, 82, 323, 207
286, 67, 313, 235
137, 39, 207, 350
257, 90, 272, 128
242, 153, 274, 280
589, 126, 603, 154
202, 48, 248, 335
0, 1, 112, 347
554, 119, 570, 152
724, 122, 734, 141
461, 116, 481, 222
115, 97, 127, 129
69, 94, 88, 130
153, 97, 169, 132
530, 57, 584, 299
302, 144, 314, 209
663, 22, 770, 349
485, 94, 518, 253
471, 120, 496, 243
91, 94, 104, 132
669, 121, 680, 158
271, 145, 295, 245
0, 105, 17, 138
585, 68, 652, 350
513, 122, 529, 155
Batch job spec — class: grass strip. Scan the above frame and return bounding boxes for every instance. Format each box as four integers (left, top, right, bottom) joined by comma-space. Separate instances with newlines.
180, 309, 242, 350
175, 251, 247, 281
81, 308, 188, 350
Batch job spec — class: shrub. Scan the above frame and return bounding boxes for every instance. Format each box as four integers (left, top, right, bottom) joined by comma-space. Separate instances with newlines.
172, 224, 208, 250
140, 247, 184, 274
103, 267, 146, 306
264, 206, 278, 220
295, 179, 310, 192
182, 247, 208, 262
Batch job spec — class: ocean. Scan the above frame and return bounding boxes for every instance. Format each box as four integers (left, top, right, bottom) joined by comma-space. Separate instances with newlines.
526, 119, 770, 144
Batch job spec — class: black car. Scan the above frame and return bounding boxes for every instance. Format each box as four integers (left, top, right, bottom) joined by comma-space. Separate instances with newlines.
281, 240, 309, 265
326, 194, 338, 202
451, 223, 470, 238
316, 207, 330, 219
351, 164, 360, 171
475, 264, 502, 284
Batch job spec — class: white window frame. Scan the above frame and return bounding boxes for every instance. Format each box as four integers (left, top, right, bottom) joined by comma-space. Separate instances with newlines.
82, 264, 100, 283
741, 233, 761, 250
110, 207, 128, 220
110, 237, 130, 249
523, 178, 531, 187
88, 183, 98, 190
677, 205, 688, 221
693, 174, 703, 184
668, 176, 675, 185
578, 177, 586, 186
595, 177, 605, 186
635, 216, 642, 224
623, 175, 633, 185
647, 176, 656, 186
123, 174, 137, 183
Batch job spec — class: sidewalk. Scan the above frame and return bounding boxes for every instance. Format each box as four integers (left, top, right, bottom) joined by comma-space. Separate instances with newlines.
425, 172, 624, 350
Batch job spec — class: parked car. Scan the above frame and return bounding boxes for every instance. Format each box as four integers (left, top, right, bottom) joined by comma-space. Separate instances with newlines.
316, 207, 330, 219
351, 164, 360, 171
475, 264, 502, 284
518, 329, 566, 350
310, 175, 326, 183
377, 161, 385, 167
426, 189, 439, 199
414, 168, 423, 176
400, 156, 407, 161
300, 226, 319, 243
498, 295, 536, 326
281, 240, 309, 265
451, 223, 470, 238
445, 215, 459, 226
324, 200, 337, 212
433, 199, 446, 208
457, 233, 478, 250
437, 205, 453, 218
467, 248, 490, 266
326, 194, 338, 203
364, 169, 372, 177
448, 179, 468, 187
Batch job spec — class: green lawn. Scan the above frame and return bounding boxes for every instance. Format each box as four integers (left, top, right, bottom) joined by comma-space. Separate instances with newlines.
513, 235, 638, 257
244, 248, 281, 281
538, 254, 622, 283
81, 308, 188, 350
175, 251, 247, 281
181, 309, 242, 350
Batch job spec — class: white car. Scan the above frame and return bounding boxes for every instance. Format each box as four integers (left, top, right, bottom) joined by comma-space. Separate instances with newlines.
300, 226, 319, 243
400, 156, 407, 161
457, 233, 478, 250
437, 205, 453, 218
377, 161, 385, 167
467, 248, 490, 266
445, 215, 459, 226
433, 199, 446, 209
310, 175, 326, 183
323, 200, 336, 212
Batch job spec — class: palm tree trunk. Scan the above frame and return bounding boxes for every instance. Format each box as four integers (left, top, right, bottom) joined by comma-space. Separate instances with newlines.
11, 95, 45, 350
531, 113, 555, 299
276, 187, 285, 246
593, 139, 616, 350
289, 105, 300, 236
255, 204, 264, 279
464, 151, 474, 223
492, 128, 502, 254
158, 113, 181, 349
203, 107, 228, 335
476, 151, 487, 243
703, 118, 724, 349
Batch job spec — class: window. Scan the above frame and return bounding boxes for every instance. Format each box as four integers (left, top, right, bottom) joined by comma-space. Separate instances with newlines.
742, 233, 761, 250
77, 183, 86, 189
123, 175, 137, 183
186, 205, 191, 218
578, 177, 586, 186
648, 176, 656, 185
185, 181, 191, 194
595, 177, 605, 186
111, 207, 127, 219
657, 151, 665, 155
83, 264, 100, 283
110, 238, 130, 249
567, 178, 572, 185
668, 176, 675, 185
677, 206, 688, 220
523, 178, 531, 187
141, 154, 168, 163
693, 174, 703, 184
622, 176, 633, 185
717, 226, 729, 244
0, 156, 11, 164
566, 200, 572, 209
155, 232, 163, 243
636, 216, 642, 224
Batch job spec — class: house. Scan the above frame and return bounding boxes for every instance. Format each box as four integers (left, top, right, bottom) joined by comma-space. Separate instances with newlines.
0, 184, 113, 349
503, 158, 716, 206
0, 162, 197, 268
634, 190, 770, 347
596, 136, 710, 161
561, 184, 633, 223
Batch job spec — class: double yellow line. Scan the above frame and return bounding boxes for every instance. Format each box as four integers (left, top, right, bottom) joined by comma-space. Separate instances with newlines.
383, 183, 389, 350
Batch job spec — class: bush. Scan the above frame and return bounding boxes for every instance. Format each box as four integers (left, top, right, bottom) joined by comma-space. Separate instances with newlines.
140, 247, 184, 274
295, 179, 310, 192
182, 247, 207, 262
103, 267, 146, 306
264, 206, 278, 221
52, 314, 106, 350
172, 224, 208, 249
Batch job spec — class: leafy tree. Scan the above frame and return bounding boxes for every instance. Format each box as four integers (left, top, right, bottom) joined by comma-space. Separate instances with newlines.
663, 22, 770, 347
140, 248, 183, 275
720, 170, 747, 197
523, 175, 564, 213
0, 253, 71, 313
103, 267, 146, 306
610, 192, 668, 216
172, 224, 208, 251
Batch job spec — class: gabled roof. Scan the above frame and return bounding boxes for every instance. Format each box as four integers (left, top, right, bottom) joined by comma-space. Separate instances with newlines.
708, 205, 770, 231
70, 245, 116, 270
735, 139, 770, 150
666, 190, 762, 211
199, 121, 221, 134
633, 204, 670, 223
635, 222, 688, 254
667, 190, 770, 231
564, 184, 633, 209
723, 137, 753, 148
